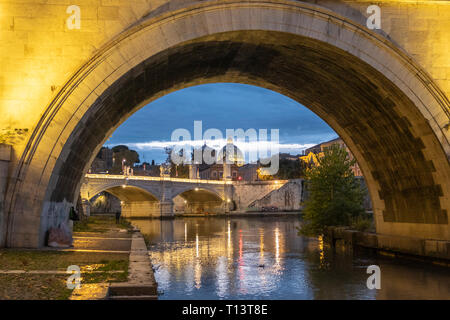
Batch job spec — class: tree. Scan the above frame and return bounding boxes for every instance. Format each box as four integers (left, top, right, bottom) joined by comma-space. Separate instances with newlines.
111, 145, 140, 174
165, 147, 190, 178
274, 158, 305, 179
299, 144, 365, 236
257, 156, 306, 180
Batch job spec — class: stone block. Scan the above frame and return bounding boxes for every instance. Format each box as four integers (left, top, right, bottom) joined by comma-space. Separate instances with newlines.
355, 232, 378, 248
424, 239, 450, 260
0, 144, 11, 162
377, 234, 425, 257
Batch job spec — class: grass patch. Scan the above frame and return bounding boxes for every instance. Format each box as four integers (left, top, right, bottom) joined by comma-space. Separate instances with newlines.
81, 271, 128, 284
0, 251, 129, 300
0, 274, 72, 300
0, 215, 134, 299
0, 250, 129, 271
73, 215, 133, 233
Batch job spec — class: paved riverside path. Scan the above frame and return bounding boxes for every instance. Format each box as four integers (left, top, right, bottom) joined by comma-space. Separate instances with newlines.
69, 223, 158, 300
70, 233, 132, 253
69, 225, 133, 300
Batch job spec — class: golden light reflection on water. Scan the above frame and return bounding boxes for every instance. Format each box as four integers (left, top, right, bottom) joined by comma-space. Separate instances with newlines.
195, 258, 202, 289
135, 218, 290, 297
227, 221, 231, 248
196, 234, 199, 258
130, 217, 450, 299
259, 228, 264, 260
318, 235, 325, 268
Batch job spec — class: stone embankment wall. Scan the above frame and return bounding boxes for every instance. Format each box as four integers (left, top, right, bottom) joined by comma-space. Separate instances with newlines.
232, 181, 289, 211
324, 226, 450, 263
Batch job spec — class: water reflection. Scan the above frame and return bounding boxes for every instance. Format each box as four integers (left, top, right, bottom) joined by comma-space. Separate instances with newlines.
130, 216, 450, 300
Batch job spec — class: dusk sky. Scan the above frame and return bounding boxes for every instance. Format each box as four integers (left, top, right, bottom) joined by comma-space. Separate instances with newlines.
106, 83, 338, 164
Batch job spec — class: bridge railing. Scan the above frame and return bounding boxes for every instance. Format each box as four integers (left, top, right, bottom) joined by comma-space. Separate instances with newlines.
85, 174, 234, 185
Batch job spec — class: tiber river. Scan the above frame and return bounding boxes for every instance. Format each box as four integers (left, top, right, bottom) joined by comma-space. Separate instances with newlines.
129, 216, 450, 300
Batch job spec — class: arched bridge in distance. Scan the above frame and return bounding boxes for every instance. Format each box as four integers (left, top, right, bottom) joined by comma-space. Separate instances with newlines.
80, 174, 298, 218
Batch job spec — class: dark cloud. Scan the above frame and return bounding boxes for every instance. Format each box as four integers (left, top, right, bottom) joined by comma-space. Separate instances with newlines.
107, 83, 337, 163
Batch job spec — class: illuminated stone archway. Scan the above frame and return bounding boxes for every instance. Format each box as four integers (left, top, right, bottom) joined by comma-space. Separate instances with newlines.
174, 188, 225, 215
93, 185, 160, 219
3, 1, 449, 247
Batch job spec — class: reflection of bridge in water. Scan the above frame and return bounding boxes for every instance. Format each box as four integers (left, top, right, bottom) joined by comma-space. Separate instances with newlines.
80, 174, 303, 218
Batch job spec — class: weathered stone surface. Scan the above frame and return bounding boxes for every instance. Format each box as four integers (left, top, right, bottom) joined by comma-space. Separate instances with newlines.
327, 226, 450, 261
0, 144, 11, 247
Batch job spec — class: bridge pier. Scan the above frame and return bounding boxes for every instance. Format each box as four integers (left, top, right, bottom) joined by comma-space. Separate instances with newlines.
0, 145, 11, 247
81, 199, 91, 218
159, 201, 174, 219
121, 201, 161, 219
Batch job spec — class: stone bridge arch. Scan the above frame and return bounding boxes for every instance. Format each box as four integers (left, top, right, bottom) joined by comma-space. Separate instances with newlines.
3, 0, 449, 247
81, 182, 160, 203
170, 185, 226, 202
172, 187, 227, 215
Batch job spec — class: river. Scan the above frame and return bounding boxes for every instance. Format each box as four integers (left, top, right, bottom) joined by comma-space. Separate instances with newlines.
129, 216, 450, 300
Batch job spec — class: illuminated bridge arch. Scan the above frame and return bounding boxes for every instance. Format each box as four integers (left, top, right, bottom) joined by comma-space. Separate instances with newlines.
80, 178, 162, 202
171, 187, 225, 202
86, 185, 159, 203
4, 0, 449, 247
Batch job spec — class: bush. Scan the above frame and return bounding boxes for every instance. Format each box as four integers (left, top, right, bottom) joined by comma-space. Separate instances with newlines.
350, 217, 374, 232
299, 144, 366, 236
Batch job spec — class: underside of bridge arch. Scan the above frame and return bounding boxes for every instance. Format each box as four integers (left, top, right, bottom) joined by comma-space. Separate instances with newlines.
174, 189, 224, 215
98, 186, 158, 203
96, 185, 160, 219
5, 2, 449, 248
177, 189, 223, 203
49, 30, 448, 236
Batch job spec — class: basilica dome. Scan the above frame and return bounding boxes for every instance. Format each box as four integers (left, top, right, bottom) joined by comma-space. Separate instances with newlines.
217, 138, 245, 166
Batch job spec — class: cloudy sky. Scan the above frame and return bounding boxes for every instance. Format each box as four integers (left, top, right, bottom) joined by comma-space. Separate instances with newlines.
105, 83, 338, 164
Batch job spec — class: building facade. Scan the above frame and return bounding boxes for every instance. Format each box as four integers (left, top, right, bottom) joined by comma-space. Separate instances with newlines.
300, 138, 363, 177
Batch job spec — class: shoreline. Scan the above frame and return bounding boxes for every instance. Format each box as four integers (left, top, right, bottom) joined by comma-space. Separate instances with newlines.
324, 226, 450, 267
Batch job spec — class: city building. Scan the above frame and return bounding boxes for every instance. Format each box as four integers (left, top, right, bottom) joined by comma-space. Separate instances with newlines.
196, 139, 247, 181
238, 163, 259, 181
300, 137, 363, 177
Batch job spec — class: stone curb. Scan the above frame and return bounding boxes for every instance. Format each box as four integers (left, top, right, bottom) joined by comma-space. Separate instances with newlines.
107, 228, 158, 300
